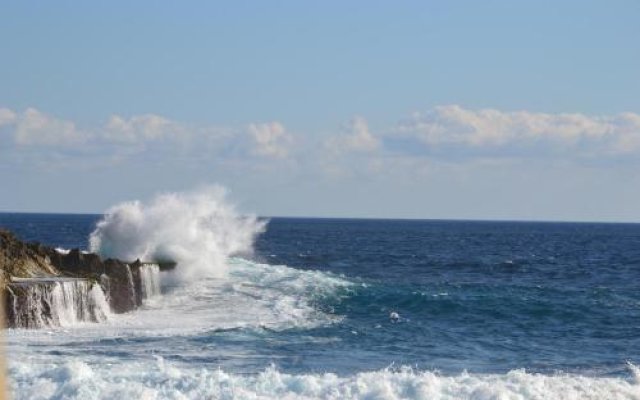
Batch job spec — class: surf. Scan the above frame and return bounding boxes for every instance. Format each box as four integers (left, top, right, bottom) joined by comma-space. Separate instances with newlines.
89, 186, 267, 282
9, 359, 640, 400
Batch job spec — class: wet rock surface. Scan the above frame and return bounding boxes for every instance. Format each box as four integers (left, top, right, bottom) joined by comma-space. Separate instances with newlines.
1, 229, 167, 327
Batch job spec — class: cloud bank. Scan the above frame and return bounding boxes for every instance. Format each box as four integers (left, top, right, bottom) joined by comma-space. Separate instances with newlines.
1, 105, 639, 170
395, 105, 640, 157
0, 108, 293, 165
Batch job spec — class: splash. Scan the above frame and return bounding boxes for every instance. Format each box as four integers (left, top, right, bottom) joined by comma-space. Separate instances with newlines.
89, 186, 266, 281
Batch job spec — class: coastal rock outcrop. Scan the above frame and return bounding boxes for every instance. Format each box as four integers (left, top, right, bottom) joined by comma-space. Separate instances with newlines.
0, 230, 59, 279
0, 229, 170, 328
103, 259, 138, 313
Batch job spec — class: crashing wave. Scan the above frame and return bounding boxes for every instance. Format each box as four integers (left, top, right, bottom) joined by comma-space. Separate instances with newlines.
9, 359, 640, 400
89, 186, 266, 281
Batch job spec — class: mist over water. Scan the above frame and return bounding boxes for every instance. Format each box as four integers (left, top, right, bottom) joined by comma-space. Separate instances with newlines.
88, 186, 267, 281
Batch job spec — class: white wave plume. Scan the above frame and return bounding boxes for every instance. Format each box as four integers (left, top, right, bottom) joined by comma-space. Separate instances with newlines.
89, 186, 266, 280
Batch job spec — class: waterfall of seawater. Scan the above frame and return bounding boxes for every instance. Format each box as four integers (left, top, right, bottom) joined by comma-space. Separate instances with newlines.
125, 264, 137, 308
8, 264, 163, 328
139, 264, 161, 300
9, 279, 111, 328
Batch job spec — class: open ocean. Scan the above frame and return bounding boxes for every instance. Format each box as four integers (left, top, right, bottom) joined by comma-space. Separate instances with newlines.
2, 212, 640, 399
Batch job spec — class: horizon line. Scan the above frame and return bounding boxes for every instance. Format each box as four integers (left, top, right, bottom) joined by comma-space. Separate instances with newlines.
0, 210, 638, 226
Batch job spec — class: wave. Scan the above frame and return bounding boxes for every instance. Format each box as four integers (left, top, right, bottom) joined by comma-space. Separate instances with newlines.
9, 358, 640, 400
5, 258, 352, 341
115, 257, 353, 335
88, 186, 266, 281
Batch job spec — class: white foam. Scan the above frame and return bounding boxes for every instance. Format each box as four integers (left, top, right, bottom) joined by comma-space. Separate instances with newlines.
139, 263, 161, 300
110, 258, 351, 335
89, 186, 266, 282
54, 248, 90, 255
8, 359, 640, 400
5, 258, 351, 341
5, 256, 638, 399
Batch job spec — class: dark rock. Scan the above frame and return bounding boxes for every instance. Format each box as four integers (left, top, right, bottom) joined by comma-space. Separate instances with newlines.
5, 284, 54, 328
129, 259, 144, 306
157, 261, 177, 271
1, 228, 172, 327
103, 259, 137, 313
54, 249, 105, 277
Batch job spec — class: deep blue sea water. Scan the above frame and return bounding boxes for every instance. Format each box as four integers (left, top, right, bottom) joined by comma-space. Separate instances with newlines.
2, 213, 640, 399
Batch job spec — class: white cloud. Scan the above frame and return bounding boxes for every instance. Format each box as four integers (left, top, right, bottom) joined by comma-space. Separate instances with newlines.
0, 108, 17, 126
325, 116, 380, 154
1, 108, 295, 163
0, 108, 189, 149
247, 122, 291, 159
104, 114, 181, 143
2, 105, 639, 173
396, 105, 640, 156
609, 112, 640, 153
13, 108, 87, 146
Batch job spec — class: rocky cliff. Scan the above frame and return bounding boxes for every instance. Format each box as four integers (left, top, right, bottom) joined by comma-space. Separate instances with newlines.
0, 229, 173, 327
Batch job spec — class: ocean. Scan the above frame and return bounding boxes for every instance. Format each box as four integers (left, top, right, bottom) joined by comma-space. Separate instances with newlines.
2, 211, 640, 399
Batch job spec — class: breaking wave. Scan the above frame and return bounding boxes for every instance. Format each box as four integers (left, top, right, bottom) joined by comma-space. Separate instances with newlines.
4, 258, 353, 341
9, 359, 640, 400
89, 186, 266, 281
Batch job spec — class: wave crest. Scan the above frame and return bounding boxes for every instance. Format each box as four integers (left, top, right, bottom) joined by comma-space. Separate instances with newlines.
89, 186, 266, 281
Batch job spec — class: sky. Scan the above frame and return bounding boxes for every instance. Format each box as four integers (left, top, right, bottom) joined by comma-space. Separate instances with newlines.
1, 0, 639, 221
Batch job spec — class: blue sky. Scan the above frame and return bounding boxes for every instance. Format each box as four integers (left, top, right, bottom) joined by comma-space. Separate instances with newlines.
1, 1, 639, 221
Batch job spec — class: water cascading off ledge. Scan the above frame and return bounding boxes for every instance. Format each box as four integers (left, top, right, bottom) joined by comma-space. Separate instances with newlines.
0, 229, 168, 329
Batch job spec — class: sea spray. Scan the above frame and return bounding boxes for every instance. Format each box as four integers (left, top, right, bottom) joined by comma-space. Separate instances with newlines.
89, 186, 267, 281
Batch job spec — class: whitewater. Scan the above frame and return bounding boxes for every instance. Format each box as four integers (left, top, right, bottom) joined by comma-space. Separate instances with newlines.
8, 258, 639, 400
3, 189, 640, 399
